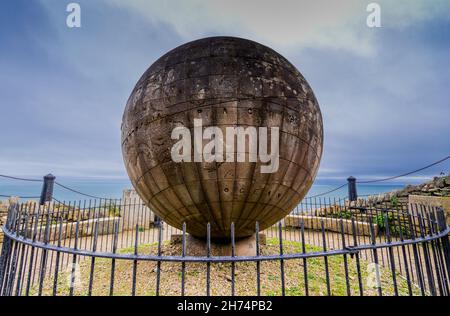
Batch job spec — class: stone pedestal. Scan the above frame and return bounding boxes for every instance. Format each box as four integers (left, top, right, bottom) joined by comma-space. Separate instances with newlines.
171, 233, 266, 257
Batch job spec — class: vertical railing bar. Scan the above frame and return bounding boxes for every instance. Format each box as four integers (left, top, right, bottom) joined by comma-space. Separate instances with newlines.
5, 204, 24, 296
407, 212, 425, 296
300, 220, 309, 296
62, 201, 72, 269
156, 222, 162, 296
339, 219, 351, 296
82, 200, 92, 252
37, 213, 51, 296
403, 204, 416, 285
31, 203, 46, 287
278, 222, 285, 296
14, 211, 30, 296
383, 210, 398, 296
378, 201, 388, 266
109, 220, 120, 296
17, 204, 33, 296
181, 222, 186, 296
0, 204, 15, 294
88, 221, 100, 296
369, 217, 382, 296
429, 211, 446, 296
52, 217, 64, 296
255, 222, 261, 296
25, 203, 41, 296
394, 208, 403, 276
396, 211, 412, 296
120, 199, 127, 249
131, 224, 139, 296
321, 220, 331, 296
413, 203, 428, 293
418, 213, 436, 296
88, 200, 98, 253
350, 218, 363, 296
431, 210, 449, 296
69, 219, 80, 296
436, 209, 450, 292
78, 199, 87, 254
330, 197, 337, 250
206, 222, 211, 297
231, 222, 236, 296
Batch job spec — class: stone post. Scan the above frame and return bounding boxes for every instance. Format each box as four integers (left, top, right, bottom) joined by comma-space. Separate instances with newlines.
347, 176, 358, 202
39, 174, 56, 205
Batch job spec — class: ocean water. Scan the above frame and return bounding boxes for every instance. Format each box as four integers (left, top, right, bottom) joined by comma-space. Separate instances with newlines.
0, 177, 405, 202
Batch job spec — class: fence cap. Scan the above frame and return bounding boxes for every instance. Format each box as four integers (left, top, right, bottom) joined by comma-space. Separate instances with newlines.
43, 174, 56, 180
347, 176, 356, 181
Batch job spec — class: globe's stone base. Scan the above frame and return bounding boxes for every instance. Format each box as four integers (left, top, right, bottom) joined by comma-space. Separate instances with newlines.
170, 233, 267, 257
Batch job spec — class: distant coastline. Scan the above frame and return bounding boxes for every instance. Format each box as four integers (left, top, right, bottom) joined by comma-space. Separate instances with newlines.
2, 174, 447, 202
0, 177, 406, 202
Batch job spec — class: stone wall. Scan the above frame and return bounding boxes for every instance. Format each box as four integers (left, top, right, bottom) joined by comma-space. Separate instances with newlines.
409, 194, 450, 225
23, 217, 121, 242
0, 191, 157, 244
285, 214, 377, 237
366, 174, 450, 206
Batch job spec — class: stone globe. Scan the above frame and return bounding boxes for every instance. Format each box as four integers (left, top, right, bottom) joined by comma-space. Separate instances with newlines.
121, 37, 323, 239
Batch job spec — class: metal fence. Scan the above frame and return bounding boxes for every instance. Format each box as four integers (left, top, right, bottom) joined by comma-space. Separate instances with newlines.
0, 197, 449, 296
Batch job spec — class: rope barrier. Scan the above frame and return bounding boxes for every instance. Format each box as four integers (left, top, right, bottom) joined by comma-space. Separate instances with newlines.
54, 182, 117, 200
356, 155, 449, 184
0, 174, 42, 182
304, 155, 449, 198
1, 154, 448, 200
305, 183, 347, 199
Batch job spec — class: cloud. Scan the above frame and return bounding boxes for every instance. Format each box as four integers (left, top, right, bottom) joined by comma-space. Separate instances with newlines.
1, 0, 449, 181
106, 0, 450, 56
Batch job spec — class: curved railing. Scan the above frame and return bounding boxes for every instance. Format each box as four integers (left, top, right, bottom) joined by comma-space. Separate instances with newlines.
1, 199, 449, 296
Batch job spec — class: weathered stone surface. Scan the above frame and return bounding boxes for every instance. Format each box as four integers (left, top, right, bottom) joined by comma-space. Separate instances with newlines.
81, 217, 121, 237
366, 173, 450, 207
409, 195, 450, 226
285, 215, 377, 237
120, 189, 156, 232
26, 217, 122, 242
122, 37, 323, 238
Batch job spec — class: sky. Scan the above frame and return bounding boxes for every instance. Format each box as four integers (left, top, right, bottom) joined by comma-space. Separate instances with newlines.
0, 0, 449, 184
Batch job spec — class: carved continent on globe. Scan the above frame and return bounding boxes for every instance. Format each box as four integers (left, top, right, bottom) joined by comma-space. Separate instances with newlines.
121, 37, 323, 239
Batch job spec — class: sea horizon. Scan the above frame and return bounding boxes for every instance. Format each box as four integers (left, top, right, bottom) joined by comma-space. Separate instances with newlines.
0, 176, 416, 202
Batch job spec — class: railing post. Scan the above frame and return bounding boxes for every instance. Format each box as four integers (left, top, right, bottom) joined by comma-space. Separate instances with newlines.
154, 214, 161, 227
347, 176, 357, 201
39, 174, 56, 205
